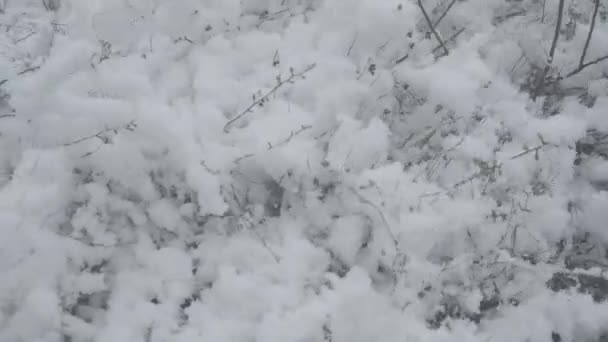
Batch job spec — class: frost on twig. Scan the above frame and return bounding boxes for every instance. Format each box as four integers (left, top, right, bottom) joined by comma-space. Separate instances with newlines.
223, 63, 316, 133
61, 120, 137, 157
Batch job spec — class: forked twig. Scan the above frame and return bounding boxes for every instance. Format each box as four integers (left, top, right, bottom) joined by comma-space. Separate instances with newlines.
223, 63, 316, 132
532, 0, 565, 100
417, 0, 449, 56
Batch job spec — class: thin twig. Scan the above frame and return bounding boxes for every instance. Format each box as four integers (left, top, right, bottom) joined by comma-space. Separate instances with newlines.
350, 187, 399, 249
17, 65, 40, 75
347, 32, 358, 57
395, 54, 409, 64
417, 0, 449, 56
578, 0, 600, 68
532, 0, 565, 100
223, 63, 316, 132
541, 0, 547, 23
61, 120, 136, 147
548, 0, 565, 66
432, 0, 457, 28
233, 125, 312, 163
563, 54, 608, 78
431, 26, 465, 53
266, 125, 311, 150
15, 31, 36, 43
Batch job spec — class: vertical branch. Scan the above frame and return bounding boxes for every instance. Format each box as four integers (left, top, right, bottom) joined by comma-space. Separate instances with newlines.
548, 0, 565, 65
541, 0, 547, 23
579, 0, 600, 68
532, 0, 565, 100
417, 0, 449, 56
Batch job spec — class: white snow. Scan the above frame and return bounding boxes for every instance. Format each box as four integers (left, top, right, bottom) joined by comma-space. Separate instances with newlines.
1, 0, 608, 341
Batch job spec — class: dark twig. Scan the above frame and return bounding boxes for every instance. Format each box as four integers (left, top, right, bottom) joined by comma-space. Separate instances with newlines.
578, 0, 600, 68
347, 32, 358, 57
267, 125, 311, 150
417, 0, 449, 56
432, 0, 457, 28
431, 26, 465, 53
223, 63, 316, 132
511, 135, 552, 160
350, 187, 399, 249
548, 0, 565, 66
17, 65, 40, 75
532, 0, 565, 100
62, 120, 136, 147
563, 54, 608, 78
15, 31, 35, 43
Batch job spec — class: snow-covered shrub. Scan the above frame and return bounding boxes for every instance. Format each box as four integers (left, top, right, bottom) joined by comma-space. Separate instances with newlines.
1, 0, 608, 341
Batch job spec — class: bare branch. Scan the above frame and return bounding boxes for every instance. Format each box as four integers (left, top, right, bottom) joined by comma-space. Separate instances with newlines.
432, 0, 457, 28
548, 0, 565, 66
347, 32, 358, 57
563, 54, 608, 78
233, 124, 312, 163
431, 26, 465, 53
17, 65, 40, 75
223, 63, 316, 133
350, 187, 399, 249
532, 0, 565, 100
266, 125, 311, 150
511, 136, 553, 160
15, 31, 36, 43
579, 0, 600, 68
417, 0, 449, 56
61, 120, 136, 147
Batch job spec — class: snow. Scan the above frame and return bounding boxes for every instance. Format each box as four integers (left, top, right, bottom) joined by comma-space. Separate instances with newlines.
1, 0, 608, 341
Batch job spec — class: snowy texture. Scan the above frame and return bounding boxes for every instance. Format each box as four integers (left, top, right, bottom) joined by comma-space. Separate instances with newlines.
1, 0, 608, 341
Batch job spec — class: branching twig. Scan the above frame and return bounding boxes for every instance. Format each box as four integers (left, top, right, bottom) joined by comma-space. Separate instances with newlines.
223, 63, 316, 132
431, 26, 465, 53
532, 0, 565, 100
61, 120, 136, 147
233, 125, 312, 163
511, 135, 552, 160
267, 125, 311, 150
350, 187, 399, 249
417, 0, 449, 56
562, 54, 608, 78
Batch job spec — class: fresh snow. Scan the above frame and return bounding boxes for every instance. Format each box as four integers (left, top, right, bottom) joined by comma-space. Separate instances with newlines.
1, 0, 608, 341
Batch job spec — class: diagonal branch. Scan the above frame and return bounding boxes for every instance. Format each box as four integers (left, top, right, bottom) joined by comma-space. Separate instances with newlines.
579, 0, 600, 68
417, 0, 449, 56
563, 54, 608, 79
432, 0, 458, 29
223, 63, 316, 133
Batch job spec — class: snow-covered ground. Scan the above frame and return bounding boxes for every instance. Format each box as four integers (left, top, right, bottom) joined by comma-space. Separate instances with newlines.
1, 0, 608, 341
